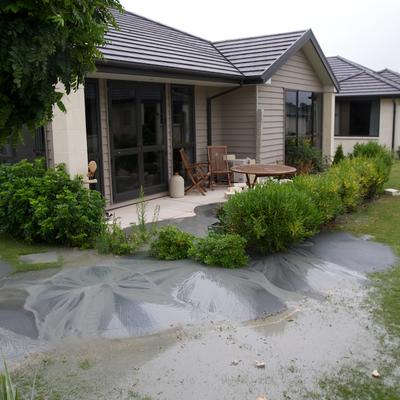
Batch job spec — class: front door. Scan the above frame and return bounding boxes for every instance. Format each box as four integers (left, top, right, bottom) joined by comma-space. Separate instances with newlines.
108, 81, 167, 202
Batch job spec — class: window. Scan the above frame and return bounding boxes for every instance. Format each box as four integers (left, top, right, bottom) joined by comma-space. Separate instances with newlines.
285, 90, 322, 148
335, 99, 380, 137
0, 127, 46, 164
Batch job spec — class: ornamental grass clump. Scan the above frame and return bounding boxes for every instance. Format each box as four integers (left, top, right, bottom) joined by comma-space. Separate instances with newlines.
189, 233, 248, 268
96, 217, 140, 256
151, 225, 194, 260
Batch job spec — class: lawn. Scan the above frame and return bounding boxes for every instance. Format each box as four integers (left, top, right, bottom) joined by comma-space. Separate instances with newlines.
309, 160, 400, 399
0, 234, 62, 273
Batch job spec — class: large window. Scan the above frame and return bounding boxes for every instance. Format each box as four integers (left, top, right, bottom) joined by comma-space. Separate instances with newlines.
335, 99, 380, 137
285, 90, 322, 148
171, 85, 195, 175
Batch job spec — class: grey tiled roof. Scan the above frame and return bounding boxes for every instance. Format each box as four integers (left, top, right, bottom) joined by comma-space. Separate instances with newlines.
97, 10, 337, 87
99, 10, 243, 79
378, 69, 400, 86
213, 31, 306, 77
327, 56, 400, 96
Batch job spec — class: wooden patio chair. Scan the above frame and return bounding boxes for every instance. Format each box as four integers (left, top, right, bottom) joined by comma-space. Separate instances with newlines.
179, 148, 210, 195
207, 145, 233, 190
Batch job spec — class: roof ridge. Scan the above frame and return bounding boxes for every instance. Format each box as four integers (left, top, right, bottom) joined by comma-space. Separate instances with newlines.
210, 43, 245, 78
337, 70, 364, 83
213, 29, 308, 45
363, 68, 400, 91
117, 8, 212, 44
259, 29, 310, 78
378, 68, 400, 77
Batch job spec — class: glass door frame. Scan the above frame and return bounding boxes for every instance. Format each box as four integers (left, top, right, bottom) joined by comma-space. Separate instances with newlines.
170, 84, 196, 176
108, 80, 168, 203
84, 78, 104, 195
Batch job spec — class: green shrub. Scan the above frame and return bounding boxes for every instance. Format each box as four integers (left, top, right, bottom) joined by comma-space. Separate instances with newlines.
332, 144, 345, 164
150, 225, 194, 260
343, 157, 387, 198
220, 182, 321, 254
96, 218, 140, 256
285, 139, 324, 173
326, 161, 363, 211
293, 173, 344, 224
352, 142, 393, 165
189, 233, 248, 268
0, 159, 105, 247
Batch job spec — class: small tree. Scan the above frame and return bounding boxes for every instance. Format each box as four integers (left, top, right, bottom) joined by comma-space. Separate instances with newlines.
0, 0, 122, 143
333, 144, 345, 164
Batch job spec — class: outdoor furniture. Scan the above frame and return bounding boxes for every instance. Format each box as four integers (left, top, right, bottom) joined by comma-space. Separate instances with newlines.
207, 145, 233, 189
230, 164, 297, 188
179, 148, 210, 195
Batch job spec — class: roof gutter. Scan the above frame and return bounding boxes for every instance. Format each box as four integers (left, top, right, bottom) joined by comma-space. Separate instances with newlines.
392, 98, 397, 151
206, 84, 243, 146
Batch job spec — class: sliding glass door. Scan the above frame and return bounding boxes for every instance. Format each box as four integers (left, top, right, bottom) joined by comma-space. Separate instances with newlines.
108, 81, 166, 202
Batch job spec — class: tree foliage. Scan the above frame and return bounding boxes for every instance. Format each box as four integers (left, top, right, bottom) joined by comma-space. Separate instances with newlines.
0, 0, 122, 143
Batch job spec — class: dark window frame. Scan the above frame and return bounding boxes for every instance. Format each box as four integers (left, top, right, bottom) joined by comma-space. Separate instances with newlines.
0, 127, 46, 164
334, 97, 380, 138
107, 80, 168, 203
170, 84, 196, 175
84, 78, 104, 195
284, 89, 322, 148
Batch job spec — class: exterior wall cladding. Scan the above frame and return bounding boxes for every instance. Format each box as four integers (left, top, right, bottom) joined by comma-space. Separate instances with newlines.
48, 46, 333, 205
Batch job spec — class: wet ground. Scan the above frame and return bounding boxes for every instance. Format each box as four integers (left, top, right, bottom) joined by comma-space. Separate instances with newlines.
0, 204, 398, 399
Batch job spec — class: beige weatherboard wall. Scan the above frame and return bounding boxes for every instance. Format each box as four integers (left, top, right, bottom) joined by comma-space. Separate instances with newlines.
333, 98, 400, 155
256, 47, 335, 164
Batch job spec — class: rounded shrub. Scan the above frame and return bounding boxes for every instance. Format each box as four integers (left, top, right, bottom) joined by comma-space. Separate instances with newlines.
151, 225, 194, 260
189, 233, 248, 268
0, 159, 106, 247
326, 161, 363, 211
219, 182, 321, 254
293, 173, 344, 224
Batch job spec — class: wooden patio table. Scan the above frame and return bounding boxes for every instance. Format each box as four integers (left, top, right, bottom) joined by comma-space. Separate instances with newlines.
230, 164, 297, 188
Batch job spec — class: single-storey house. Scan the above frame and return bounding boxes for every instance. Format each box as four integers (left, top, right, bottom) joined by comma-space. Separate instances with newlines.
327, 56, 400, 155
32, 10, 338, 206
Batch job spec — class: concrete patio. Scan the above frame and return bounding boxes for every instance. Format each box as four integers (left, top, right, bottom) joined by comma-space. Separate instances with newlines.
111, 188, 227, 229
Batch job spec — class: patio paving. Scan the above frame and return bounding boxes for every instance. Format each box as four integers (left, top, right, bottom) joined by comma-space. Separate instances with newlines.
111, 187, 227, 229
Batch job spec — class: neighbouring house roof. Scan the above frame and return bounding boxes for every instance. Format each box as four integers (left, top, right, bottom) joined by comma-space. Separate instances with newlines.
327, 56, 400, 97
97, 9, 337, 87
378, 68, 400, 86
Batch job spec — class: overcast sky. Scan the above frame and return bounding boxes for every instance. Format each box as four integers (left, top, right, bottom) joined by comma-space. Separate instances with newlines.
120, 0, 400, 72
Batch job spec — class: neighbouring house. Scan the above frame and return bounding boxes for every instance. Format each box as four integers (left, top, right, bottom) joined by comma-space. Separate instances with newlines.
6, 11, 340, 206
328, 56, 400, 155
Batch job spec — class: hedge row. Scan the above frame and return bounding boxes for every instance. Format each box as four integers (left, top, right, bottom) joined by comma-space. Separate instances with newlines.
219, 143, 393, 254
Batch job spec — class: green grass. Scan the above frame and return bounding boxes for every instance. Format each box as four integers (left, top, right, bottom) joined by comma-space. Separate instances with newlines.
0, 234, 62, 273
307, 161, 400, 399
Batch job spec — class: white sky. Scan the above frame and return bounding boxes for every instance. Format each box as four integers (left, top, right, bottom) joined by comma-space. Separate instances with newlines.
120, 0, 400, 72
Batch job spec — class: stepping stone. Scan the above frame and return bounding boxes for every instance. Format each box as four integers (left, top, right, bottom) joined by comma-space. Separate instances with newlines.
0, 258, 12, 278
19, 251, 59, 265
384, 188, 400, 196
